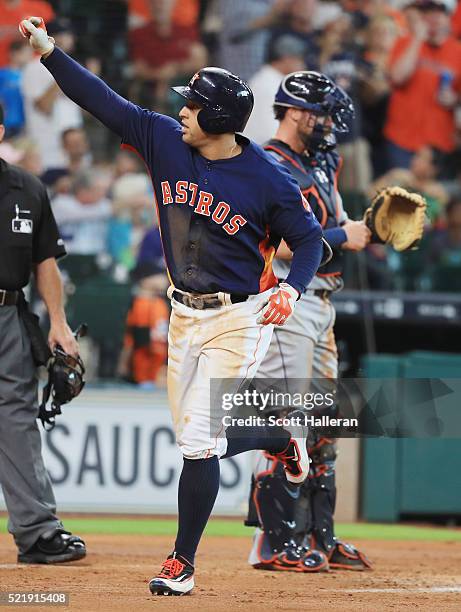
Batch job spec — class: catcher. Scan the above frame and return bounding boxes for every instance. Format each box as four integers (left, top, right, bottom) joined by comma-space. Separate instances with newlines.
246, 71, 426, 573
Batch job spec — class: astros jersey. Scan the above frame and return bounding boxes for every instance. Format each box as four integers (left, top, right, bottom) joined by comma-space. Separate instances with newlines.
41, 49, 322, 297
121, 110, 321, 295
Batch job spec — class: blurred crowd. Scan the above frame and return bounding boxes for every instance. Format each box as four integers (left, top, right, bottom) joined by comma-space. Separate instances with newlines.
2, 0, 461, 381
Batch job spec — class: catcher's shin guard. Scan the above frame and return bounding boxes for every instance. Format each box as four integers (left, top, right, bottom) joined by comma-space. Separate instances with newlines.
245, 474, 259, 527
295, 438, 337, 554
254, 456, 300, 553
295, 438, 372, 570
248, 453, 302, 570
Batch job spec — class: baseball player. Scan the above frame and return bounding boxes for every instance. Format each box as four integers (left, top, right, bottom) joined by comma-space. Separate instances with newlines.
21, 18, 323, 596
246, 72, 372, 572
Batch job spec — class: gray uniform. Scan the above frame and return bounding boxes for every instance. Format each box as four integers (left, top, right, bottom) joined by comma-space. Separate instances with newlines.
0, 307, 61, 552
0, 158, 65, 553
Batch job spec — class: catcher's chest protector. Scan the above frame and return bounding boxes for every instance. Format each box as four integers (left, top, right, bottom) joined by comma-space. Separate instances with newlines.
264, 141, 340, 228
264, 140, 344, 276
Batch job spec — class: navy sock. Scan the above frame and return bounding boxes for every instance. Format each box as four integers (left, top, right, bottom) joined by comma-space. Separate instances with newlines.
222, 425, 290, 458
174, 456, 220, 565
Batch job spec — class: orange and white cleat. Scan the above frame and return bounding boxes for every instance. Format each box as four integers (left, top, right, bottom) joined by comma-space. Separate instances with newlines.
149, 553, 195, 596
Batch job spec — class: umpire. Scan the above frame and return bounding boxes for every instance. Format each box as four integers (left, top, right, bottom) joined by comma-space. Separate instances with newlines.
0, 104, 86, 563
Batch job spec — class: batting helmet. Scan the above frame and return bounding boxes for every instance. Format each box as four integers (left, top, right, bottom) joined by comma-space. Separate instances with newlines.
172, 67, 254, 134
274, 71, 354, 150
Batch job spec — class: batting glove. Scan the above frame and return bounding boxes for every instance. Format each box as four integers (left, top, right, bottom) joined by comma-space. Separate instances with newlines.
19, 17, 55, 56
257, 283, 299, 326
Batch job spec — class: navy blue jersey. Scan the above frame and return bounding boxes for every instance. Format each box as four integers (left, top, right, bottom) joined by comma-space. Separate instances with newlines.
42, 49, 322, 295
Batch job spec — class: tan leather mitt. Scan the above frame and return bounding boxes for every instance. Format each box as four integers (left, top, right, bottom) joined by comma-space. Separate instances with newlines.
364, 186, 427, 251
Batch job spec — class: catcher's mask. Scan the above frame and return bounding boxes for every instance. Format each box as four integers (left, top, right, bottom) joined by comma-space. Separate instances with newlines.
38, 327, 86, 430
274, 71, 354, 152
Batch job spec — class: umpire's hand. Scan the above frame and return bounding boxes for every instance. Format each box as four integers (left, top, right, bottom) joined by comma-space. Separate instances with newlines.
48, 321, 79, 358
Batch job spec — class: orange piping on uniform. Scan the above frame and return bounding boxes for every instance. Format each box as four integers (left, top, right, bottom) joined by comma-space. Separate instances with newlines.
264, 145, 307, 173
303, 186, 327, 227
258, 228, 277, 292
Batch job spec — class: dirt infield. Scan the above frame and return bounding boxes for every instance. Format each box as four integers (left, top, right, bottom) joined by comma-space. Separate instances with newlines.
1, 534, 460, 611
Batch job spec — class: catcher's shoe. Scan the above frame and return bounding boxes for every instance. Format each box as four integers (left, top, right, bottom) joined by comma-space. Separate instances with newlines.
149, 553, 195, 596
328, 541, 372, 571
298, 546, 330, 573
18, 528, 86, 564
253, 544, 304, 572
249, 530, 303, 572
275, 410, 309, 484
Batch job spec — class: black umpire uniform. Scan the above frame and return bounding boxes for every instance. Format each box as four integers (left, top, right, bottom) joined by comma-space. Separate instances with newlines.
0, 105, 85, 563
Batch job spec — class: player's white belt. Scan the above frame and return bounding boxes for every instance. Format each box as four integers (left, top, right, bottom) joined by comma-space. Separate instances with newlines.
168, 286, 249, 310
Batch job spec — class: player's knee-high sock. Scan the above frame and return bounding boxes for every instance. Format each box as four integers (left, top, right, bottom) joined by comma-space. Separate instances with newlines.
222, 425, 290, 458
174, 456, 220, 564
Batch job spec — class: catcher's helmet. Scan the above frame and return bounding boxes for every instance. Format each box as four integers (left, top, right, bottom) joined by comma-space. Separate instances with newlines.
38, 345, 86, 430
172, 67, 254, 134
51, 346, 85, 405
274, 71, 354, 151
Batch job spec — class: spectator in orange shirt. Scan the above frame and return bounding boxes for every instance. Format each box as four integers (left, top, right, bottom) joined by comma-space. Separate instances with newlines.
384, 0, 461, 170
118, 262, 169, 389
0, 0, 54, 67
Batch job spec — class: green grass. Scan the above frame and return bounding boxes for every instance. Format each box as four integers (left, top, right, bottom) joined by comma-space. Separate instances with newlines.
0, 516, 460, 542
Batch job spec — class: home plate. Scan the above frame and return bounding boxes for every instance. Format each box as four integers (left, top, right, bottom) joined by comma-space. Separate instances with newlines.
342, 587, 461, 594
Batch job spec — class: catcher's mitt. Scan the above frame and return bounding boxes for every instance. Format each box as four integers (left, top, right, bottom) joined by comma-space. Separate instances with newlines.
364, 186, 427, 251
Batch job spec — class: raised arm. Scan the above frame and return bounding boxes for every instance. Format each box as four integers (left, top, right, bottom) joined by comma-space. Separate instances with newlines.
42, 48, 129, 137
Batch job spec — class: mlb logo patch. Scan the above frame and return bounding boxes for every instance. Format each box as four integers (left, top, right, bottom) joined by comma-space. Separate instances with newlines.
12, 218, 33, 234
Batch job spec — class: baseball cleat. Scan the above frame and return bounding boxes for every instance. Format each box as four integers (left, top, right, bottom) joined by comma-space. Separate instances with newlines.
328, 541, 372, 571
252, 541, 303, 572
149, 553, 195, 596
275, 410, 309, 484
249, 531, 303, 572
18, 528, 86, 564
